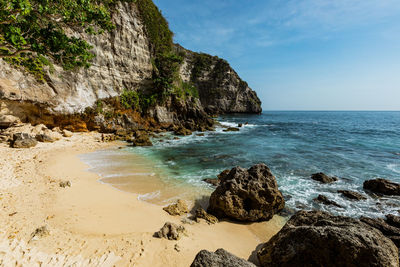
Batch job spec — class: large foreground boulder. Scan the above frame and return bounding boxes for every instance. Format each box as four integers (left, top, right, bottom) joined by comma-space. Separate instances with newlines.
257, 210, 399, 267
208, 164, 285, 222
360, 216, 400, 247
191, 248, 256, 267
11, 133, 38, 148
363, 178, 400, 195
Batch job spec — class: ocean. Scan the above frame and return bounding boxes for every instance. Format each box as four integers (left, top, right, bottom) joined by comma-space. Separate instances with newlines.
81, 111, 400, 218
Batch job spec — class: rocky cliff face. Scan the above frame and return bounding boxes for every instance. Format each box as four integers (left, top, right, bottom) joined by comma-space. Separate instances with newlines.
0, 1, 261, 129
0, 2, 152, 114
177, 46, 262, 114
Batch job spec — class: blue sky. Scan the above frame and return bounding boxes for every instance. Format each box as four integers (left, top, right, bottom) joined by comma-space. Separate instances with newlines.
153, 0, 400, 110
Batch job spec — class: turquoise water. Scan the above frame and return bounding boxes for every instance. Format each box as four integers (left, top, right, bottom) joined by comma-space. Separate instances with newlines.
86, 111, 400, 218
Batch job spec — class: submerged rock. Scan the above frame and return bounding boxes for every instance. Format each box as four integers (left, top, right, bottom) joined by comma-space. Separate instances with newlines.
208, 163, 285, 222
154, 222, 186, 240
363, 178, 400, 196
313, 195, 343, 208
311, 172, 338, 184
191, 248, 256, 267
223, 127, 240, 132
195, 208, 218, 224
11, 133, 38, 148
338, 190, 367, 200
257, 210, 399, 267
163, 200, 189, 216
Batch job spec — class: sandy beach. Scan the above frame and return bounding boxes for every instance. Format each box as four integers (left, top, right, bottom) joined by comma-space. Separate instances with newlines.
0, 132, 285, 266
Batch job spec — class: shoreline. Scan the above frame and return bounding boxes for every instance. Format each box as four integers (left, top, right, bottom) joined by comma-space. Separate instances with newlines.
0, 132, 285, 266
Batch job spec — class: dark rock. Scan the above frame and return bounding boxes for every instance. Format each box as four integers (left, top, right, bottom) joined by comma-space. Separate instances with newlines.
223, 127, 240, 132
174, 126, 192, 136
202, 178, 220, 187
131, 135, 153, 146
11, 133, 38, 148
364, 178, 400, 196
154, 222, 186, 240
35, 134, 55, 143
311, 172, 338, 183
387, 214, 400, 228
360, 217, 400, 247
257, 210, 399, 267
313, 195, 343, 208
197, 133, 205, 137
163, 200, 189, 216
238, 123, 243, 127
208, 164, 285, 222
195, 208, 218, 224
191, 248, 256, 267
338, 190, 367, 200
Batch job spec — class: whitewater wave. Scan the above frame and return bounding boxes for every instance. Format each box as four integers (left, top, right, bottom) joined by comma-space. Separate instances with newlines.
137, 190, 161, 201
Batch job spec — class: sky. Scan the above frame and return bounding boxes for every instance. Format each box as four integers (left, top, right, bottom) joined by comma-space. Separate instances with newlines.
153, 0, 400, 110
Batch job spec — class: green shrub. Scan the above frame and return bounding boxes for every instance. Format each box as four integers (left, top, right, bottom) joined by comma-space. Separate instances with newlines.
120, 90, 140, 110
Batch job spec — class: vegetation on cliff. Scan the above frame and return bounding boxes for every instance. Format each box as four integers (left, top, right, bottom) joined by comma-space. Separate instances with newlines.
0, 0, 128, 79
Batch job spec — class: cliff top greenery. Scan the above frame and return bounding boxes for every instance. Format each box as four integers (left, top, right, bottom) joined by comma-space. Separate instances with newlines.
0, 0, 126, 72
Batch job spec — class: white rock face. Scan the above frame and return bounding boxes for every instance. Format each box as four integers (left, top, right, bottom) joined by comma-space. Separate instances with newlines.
0, 2, 152, 114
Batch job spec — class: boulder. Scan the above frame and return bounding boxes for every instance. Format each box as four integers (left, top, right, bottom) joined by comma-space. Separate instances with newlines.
11, 133, 38, 148
313, 195, 343, 208
101, 133, 115, 142
257, 210, 399, 267
174, 126, 192, 136
195, 208, 218, 224
0, 114, 20, 129
338, 190, 367, 200
62, 129, 73, 137
131, 135, 153, 146
43, 129, 62, 141
363, 178, 400, 196
163, 200, 189, 216
154, 222, 186, 240
35, 134, 55, 143
32, 124, 48, 135
223, 127, 240, 132
208, 164, 285, 222
191, 248, 256, 267
311, 172, 338, 183
202, 178, 220, 187
360, 217, 400, 247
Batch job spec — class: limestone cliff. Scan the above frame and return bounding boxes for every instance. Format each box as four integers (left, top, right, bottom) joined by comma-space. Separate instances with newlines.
177, 46, 262, 114
0, 1, 262, 130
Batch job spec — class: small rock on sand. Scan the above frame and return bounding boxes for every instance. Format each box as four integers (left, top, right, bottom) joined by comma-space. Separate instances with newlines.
163, 200, 189, 216
154, 222, 186, 240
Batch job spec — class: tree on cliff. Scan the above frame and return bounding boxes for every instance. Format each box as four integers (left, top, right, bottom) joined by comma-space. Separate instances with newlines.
0, 0, 118, 72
